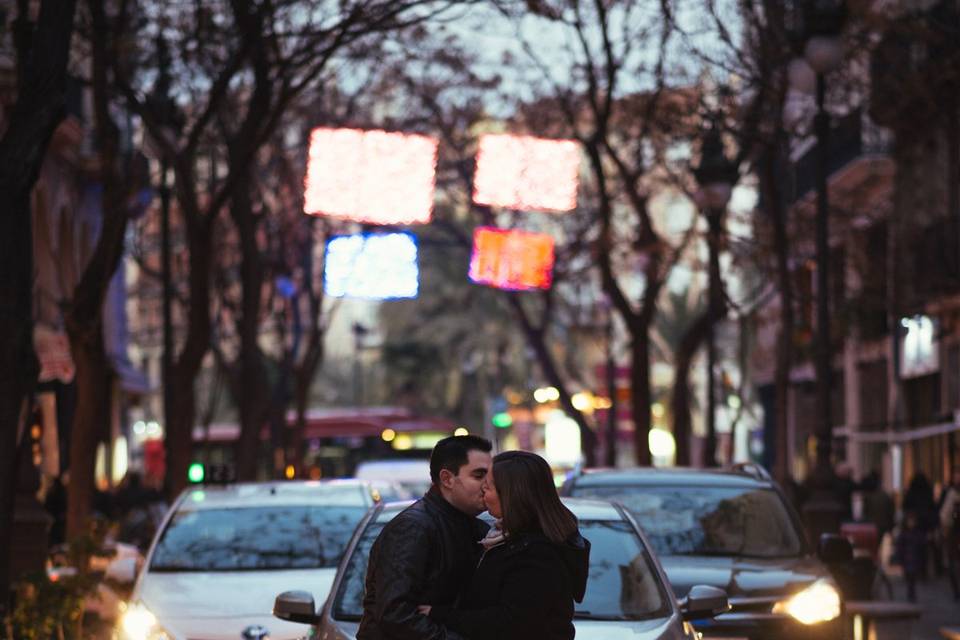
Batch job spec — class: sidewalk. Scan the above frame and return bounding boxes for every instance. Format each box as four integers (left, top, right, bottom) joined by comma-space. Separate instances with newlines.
885, 574, 960, 639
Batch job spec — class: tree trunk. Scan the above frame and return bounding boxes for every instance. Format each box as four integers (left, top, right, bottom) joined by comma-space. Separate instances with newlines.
671, 311, 712, 466
0, 0, 77, 608
231, 176, 269, 481
630, 331, 653, 466
165, 220, 213, 497
64, 331, 111, 539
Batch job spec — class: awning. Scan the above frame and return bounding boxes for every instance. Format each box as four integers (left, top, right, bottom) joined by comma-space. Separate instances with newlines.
111, 357, 152, 395
833, 420, 960, 444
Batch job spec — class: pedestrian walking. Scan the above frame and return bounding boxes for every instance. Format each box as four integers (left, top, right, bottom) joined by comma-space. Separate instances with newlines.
895, 510, 927, 602
420, 451, 590, 640
357, 435, 492, 640
939, 468, 960, 601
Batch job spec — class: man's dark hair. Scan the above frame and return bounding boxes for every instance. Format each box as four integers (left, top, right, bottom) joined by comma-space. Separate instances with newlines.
429, 435, 492, 485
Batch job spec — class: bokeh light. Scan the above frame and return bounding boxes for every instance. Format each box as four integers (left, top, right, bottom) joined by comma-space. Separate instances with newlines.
472, 134, 580, 212
304, 127, 438, 224
468, 226, 554, 291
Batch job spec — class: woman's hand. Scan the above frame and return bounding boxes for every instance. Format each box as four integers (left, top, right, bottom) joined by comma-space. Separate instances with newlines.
417, 605, 432, 616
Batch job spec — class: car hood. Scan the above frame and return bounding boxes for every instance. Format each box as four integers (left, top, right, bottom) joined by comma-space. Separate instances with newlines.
138, 568, 336, 640
661, 555, 829, 599
327, 617, 685, 640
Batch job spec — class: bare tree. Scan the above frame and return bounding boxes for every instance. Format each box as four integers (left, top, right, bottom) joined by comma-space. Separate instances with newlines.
0, 0, 78, 606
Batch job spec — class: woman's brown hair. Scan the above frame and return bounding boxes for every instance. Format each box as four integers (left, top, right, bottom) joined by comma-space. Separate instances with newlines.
493, 451, 578, 544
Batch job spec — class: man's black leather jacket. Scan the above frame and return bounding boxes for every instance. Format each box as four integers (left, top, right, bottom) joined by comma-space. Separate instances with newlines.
357, 488, 489, 640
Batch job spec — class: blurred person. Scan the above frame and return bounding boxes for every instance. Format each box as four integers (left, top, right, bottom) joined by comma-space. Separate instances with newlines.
421, 451, 590, 640
357, 435, 492, 640
894, 510, 927, 602
939, 468, 960, 601
861, 470, 895, 539
903, 472, 937, 579
115, 471, 167, 550
833, 462, 856, 521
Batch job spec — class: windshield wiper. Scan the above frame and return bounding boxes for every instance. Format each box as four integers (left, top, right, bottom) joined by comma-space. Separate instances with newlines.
574, 612, 635, 621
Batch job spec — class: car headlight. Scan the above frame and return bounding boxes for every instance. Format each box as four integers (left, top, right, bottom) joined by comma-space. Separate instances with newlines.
772, 579, 841, 625
118, 601, 171, 640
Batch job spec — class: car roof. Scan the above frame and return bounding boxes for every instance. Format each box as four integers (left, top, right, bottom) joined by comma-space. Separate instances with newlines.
376, 497, 623, 522
174, 479, 377, 510
568, 467, 772, 489
355, 459, 431, 481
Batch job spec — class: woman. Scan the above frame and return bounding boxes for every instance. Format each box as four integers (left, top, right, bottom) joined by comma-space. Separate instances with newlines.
420, 450, 590, 640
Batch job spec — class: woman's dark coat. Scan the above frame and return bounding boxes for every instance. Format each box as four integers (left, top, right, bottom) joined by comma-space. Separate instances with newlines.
430, 531, 590, 640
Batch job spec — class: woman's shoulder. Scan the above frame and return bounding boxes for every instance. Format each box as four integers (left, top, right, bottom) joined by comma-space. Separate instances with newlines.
504, 533, 568, 560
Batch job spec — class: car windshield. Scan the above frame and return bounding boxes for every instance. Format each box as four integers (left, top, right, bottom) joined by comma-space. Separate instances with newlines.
150, 505, 367, 571
332, 517, 670, 622
571, 485, 803, 558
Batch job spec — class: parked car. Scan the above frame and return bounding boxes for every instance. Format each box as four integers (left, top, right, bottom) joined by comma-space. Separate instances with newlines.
354, 459, 432, 497
116, 479, 384, 640
561, 465, 852, 639
273, 497, 730, 640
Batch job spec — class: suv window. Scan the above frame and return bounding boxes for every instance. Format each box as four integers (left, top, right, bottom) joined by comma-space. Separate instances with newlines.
571, 485, 803, 558
150, 505, 367, 571
332, 518, 671, 622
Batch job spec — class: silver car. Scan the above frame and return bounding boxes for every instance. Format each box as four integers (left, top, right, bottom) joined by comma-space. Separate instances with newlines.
115, 480, 388, 640
274, 498, 729, 640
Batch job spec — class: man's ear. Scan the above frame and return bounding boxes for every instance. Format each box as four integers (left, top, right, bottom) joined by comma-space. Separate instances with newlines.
438, 468, 456, 489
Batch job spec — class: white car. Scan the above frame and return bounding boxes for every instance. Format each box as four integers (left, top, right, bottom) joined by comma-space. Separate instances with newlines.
273, 498, 730, 640
117, 480, 383, 640
354, 459, 432, 498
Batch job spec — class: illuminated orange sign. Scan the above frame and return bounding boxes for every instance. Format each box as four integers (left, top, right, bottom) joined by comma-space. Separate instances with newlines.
303, 127, 438, 224
468, 227, 555, 291
472, 134, 580, 212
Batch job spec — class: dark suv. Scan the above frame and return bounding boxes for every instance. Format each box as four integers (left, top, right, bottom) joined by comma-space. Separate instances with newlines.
562, 465, 849, 639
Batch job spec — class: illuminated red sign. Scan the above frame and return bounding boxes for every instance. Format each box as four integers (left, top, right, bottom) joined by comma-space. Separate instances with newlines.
468, 227, 555, 291
304, 127, 438, 224
472, 134, 580, 212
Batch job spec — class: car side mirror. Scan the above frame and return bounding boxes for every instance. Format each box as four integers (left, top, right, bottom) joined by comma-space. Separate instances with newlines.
818, 533, 853, 564
680, 585, 730, 620
273, 590, 320, 625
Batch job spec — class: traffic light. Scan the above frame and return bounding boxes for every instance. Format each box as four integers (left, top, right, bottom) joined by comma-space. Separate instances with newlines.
187, 462, 235, 484
187, 462, 205, 483
492, 412, 513, 428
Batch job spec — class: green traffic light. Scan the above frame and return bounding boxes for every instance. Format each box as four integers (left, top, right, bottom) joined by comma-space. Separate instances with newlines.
492, 412, 513, 428
188, 462, 205, 483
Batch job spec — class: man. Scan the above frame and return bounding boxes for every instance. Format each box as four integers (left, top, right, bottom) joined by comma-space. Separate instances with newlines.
939, 468, 960, 601
358, 435, 492, 639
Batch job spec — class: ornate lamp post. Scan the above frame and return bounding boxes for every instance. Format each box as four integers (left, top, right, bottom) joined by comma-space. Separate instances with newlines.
694, 126, 737, 468
792, 0, 847, 539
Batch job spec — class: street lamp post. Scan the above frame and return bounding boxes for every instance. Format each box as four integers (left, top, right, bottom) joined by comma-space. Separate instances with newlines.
794, 0, 847, 540
694, 127, 737, 468
352, 322, 369, 405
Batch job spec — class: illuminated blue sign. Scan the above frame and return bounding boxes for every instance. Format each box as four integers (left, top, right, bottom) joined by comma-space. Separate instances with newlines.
323, 232, 419, 299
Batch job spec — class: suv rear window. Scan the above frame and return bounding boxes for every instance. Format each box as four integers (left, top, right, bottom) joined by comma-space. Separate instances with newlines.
570, 485, 803, 558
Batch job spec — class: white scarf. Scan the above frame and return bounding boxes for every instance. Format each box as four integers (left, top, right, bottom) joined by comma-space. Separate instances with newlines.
478, 519, 507, 550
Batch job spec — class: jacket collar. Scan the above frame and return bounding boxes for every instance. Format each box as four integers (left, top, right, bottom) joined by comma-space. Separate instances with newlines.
424, 486, 479, 525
